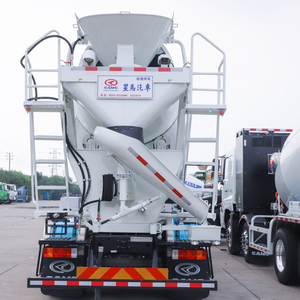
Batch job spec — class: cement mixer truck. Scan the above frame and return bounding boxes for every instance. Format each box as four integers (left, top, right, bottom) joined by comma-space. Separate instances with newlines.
219, 128, 300, 285
250, 126, 300, 285
23, 12, 226, 298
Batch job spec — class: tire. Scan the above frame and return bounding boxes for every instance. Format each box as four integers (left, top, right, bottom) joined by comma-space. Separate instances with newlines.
273, 228, 298, 285
207, 216, 220, 226
167, 290, 209, 299
226, 217, 241, 255
241, 222, 251, 263
41, 288, 84, 297
297, 243, 300, 282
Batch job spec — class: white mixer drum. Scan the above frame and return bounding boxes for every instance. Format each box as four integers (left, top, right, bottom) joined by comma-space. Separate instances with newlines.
275, 127, 300, 206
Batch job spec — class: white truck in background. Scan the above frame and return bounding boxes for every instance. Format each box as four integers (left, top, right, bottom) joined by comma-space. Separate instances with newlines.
219, 127, 300, 285
5, 184, 18, 202
22, 12, 226, 299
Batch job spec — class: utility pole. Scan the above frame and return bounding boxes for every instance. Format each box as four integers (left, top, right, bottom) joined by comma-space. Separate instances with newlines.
49, 149, 61, 176
6, 152, 13, 172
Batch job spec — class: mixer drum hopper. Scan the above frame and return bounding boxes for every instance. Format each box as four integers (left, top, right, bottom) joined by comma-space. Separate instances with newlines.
63, 13, 187, 135
77, 13, 173, 67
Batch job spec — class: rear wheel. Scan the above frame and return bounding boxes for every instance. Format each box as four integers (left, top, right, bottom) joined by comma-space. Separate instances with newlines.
297, 243, 300, 282
167, 290, 209, 299
273, 228, 298, 285
226, 217, 241, 255
241, 222, 251, 263
41, 288, 84, 297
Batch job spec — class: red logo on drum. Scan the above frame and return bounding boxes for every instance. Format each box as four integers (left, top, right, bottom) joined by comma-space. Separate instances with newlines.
105, 79, 118, 86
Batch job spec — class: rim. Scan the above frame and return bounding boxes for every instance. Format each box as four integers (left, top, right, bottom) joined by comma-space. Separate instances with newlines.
226, 220, 232, 248
275, 239, 286, 272
241, 228, 248, 256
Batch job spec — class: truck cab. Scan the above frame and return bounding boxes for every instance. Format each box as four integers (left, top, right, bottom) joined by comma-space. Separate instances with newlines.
220, 148, 236, 231
17, 186, 29, 202
6, 184, 18, 202
219, 128, 291, 259
0, 183, 10, 204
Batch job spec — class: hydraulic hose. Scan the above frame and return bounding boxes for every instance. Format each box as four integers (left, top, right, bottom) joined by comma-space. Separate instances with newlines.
64, 114, 91, 213
66, 135, 86, 209
20, 35, 84, 101
20, 34, 74, 68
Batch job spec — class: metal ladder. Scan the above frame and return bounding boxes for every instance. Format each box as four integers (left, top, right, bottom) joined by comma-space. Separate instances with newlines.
184, 33, 226, 220
23, 30, 70, 215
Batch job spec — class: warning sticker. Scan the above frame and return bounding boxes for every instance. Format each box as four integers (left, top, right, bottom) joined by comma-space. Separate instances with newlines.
77, 267, 168, 280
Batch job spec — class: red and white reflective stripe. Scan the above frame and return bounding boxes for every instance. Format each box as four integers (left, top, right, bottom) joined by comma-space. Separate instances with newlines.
128, 147, 191, 206
275, 216, 299, 224
246, 128, 293, 132
72, 67, 183, 72
29, 280, 215, 289
249, 243, 268, 253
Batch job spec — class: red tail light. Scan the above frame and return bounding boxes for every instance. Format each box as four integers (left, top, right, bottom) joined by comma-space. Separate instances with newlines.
43, 248, 77, 258
172, 249, 207, 260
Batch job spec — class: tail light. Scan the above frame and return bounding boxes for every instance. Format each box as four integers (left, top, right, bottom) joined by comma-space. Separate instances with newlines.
43, 248, 77, 258
172, 249, 207, 260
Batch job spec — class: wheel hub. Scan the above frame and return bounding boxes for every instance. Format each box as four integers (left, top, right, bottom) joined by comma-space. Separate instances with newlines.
226, 223, 232, 247
275, 239, 286, 272
241, 229, 249, 255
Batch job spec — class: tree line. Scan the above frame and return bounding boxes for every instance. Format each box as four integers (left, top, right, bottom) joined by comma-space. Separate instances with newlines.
0, 168, 81, 198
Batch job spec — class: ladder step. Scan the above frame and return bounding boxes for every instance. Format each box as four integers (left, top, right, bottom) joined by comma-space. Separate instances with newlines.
37, 185, 67, 190
193, 72, 224, 76
28, 68, 59, 73
24, 101, 65, 112
185, 161, 215, 167
185, 104, 226, 115
186, 137, 216, 143
34, 135, 64, 140
199, 188, 214, 193
34, 211, 76, 218
36, 159, 67, 164
27, 84, 59, 88
192, 88, 223, 92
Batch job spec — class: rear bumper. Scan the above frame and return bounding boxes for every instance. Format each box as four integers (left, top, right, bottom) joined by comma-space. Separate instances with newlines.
28, 277, 217, 291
